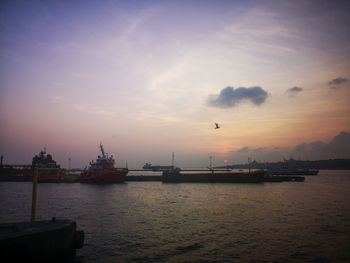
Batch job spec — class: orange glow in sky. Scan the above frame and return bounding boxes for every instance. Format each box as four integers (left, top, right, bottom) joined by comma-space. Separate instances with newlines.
1, 1, 350, 168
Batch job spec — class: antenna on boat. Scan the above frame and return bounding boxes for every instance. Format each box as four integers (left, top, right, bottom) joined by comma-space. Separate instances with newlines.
99, 142, 106, 158
209, 156, 212, 170
172, 152, 174, 169
248, 157, 251, 174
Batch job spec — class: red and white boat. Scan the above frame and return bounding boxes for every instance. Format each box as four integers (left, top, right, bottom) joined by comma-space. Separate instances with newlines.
80, 143, 128, 183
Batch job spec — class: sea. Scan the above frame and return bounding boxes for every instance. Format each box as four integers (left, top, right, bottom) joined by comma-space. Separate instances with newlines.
1, 170, 349, 263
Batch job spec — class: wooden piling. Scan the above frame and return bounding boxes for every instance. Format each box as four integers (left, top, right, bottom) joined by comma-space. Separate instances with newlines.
31, 168, 38, 226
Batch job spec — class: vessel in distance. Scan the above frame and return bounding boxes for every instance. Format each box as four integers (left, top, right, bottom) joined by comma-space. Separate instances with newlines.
266, 167, 318, 176
80, 143, 128, 183
143, 162, 176, 171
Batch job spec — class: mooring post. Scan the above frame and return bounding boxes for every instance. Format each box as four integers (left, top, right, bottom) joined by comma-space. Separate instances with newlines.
31, 168, 38, 226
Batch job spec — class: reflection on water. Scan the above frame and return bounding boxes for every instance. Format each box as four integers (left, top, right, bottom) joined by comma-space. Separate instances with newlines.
1, 170, 350, 262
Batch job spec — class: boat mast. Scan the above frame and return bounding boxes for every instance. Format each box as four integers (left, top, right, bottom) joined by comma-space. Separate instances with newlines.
248, 157, 251, 174
100, 142, 106, 158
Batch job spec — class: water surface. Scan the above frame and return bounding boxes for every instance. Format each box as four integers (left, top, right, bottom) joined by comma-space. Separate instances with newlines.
1, 170, 349, 262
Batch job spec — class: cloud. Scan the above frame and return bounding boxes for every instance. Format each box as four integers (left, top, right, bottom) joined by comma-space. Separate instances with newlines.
74, 104, 117, 116
292, 132, 350, 159
294, 140, 325, 153
328, 77, 348, 86
287, 86, 303, 94
253, 147, 266, 152
208, 86, 268, 108
237, 146, 249, 153
328, 131, 350, 157
118, 6, 159, 43
237, 146, 267, 154
52, 96, 64, 104
294, 142, 307, 152
227, 132, 350, 163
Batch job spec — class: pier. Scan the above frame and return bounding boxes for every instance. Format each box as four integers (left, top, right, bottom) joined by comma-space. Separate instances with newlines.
126, 175, 162, 181
0, 169, 84, 262
0, 219, 84, 262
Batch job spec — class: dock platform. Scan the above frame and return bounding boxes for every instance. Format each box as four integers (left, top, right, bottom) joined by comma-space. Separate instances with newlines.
0, 219, 84, 262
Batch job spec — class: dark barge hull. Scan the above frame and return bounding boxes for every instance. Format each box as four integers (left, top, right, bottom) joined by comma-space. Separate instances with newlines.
0, 167, 33, 182
0, 219, 84, 262
162, 171, 265, 183
126, 175, 162, 181
0, 168, 65, 183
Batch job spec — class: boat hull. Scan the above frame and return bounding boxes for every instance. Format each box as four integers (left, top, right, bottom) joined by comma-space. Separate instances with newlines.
0, 168, 65, 183
80, 169, 128, 183
37, 168, 65, 183
0, 168, 33, 181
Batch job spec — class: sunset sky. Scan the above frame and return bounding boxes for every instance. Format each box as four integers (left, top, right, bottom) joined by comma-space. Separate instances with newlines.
1, 0, 350, 169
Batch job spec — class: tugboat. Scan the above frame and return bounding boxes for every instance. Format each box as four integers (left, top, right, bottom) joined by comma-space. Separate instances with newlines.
32, 149, 65, 183
80, 143, 128, 183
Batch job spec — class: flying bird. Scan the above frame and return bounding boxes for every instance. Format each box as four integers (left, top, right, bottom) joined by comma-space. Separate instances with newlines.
214, 123, 220, 129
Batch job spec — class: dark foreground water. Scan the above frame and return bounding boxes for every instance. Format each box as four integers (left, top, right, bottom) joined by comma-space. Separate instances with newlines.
1, 170, 350, 263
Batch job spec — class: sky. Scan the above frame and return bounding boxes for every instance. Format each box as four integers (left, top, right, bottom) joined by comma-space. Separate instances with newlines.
1, 0, 350, 169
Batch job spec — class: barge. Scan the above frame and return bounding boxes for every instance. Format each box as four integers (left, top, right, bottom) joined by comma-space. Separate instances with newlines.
162, 169, 265, 183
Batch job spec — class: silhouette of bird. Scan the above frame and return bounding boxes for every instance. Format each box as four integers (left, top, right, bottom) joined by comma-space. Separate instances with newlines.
214, 123, 220, 129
